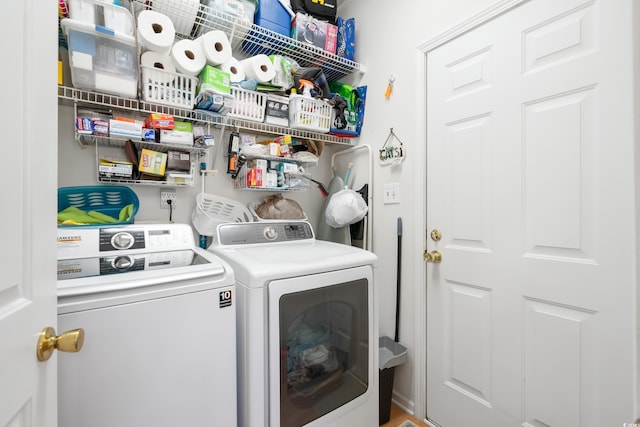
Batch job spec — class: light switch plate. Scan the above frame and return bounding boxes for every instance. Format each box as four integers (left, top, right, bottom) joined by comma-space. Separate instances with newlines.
384, 182, 401, 204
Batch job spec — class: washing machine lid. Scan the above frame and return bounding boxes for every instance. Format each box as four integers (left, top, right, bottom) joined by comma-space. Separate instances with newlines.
209, 221, 377, 287
58, 246, 233, 297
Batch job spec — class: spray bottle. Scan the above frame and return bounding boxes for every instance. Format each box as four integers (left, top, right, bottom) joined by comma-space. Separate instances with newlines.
298, 79, 314, 98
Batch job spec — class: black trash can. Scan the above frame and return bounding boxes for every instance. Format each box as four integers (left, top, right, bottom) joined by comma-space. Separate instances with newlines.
379, 336, 408, 424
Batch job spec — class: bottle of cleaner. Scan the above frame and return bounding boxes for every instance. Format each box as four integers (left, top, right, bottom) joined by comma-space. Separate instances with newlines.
298, 79, 314, 98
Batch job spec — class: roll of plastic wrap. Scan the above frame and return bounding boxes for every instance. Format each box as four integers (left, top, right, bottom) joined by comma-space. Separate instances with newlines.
196, 30, 233, 66
171, 39, 206, 77
219, 57, 246, 83
140, 51, 176, 83
239, 55, 276, 84
137, 10, 175, 54
150, 0, 200, 36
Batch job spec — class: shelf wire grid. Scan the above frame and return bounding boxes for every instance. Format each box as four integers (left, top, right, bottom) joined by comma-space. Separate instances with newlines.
59, 86, 353, 145
132, 0, 362, 81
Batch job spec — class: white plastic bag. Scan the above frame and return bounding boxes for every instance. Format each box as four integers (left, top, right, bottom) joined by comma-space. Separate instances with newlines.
325, 188, 368, 228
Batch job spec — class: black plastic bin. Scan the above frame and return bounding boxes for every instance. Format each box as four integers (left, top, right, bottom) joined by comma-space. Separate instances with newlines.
379, 336, 408, 424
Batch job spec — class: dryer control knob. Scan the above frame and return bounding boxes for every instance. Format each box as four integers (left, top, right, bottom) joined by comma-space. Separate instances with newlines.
263, 226, 278, 241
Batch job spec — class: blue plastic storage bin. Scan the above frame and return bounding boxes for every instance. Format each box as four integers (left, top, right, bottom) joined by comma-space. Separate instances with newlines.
58, 185, 139, 227
255, 0, 291, 36
243, 0, 293, 55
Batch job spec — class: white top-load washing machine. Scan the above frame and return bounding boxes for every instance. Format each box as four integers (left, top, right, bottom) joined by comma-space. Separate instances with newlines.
209, 221, 378, 427
56, 223, 237, 427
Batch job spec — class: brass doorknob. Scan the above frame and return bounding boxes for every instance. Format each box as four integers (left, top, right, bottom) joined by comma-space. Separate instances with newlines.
423, 250, 442, 263
36, 327, 85, 362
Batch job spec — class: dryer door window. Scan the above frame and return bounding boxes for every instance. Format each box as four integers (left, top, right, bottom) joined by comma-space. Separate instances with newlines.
269, 271, 371, 427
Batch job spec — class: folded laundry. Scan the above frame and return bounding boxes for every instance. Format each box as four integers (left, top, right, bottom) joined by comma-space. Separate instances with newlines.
58, 204, 134, 225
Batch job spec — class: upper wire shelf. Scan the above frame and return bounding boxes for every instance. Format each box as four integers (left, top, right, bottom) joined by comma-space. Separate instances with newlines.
131, 0, 364, 81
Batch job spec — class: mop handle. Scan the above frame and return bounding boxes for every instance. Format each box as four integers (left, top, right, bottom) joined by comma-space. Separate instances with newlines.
343, 162, 354, 188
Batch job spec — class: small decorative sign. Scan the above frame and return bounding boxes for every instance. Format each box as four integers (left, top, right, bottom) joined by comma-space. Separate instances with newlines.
379, 128, 406, 167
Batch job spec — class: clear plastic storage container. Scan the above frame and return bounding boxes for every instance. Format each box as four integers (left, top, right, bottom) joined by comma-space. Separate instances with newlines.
60, 18, 138, 98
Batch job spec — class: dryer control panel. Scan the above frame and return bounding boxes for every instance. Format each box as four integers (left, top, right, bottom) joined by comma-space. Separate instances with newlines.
216, 221, 314, 246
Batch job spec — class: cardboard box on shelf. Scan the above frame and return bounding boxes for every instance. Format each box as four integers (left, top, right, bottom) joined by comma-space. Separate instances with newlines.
166, 150, 191, 172
138, 149, 167, 176
159, 129, 194, 145
144, 113, 175, 130
99, 158, 133, 179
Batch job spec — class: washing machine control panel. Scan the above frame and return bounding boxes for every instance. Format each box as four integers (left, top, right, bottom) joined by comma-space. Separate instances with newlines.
217, 221, 314, 245
57, 224, 196, 259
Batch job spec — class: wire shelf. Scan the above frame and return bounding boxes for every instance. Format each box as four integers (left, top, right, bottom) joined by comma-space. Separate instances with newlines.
132, 0, 363, 81
59, 86, 354, 145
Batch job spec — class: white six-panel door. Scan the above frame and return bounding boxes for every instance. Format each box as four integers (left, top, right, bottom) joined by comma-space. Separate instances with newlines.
0, 1, 59, 427
426, 0, 637, 425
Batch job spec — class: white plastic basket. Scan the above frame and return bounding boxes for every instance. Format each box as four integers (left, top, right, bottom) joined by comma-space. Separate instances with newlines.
227, 86, 267, 122
191, 192, 253, 236
141, 66, 198, 108
289, 94, 332, 133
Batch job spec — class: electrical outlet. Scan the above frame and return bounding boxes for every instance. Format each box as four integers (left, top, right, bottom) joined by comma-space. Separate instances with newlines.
160, 190, 176, 209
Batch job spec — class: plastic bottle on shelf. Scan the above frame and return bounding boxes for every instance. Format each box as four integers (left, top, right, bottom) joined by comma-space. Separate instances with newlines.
298, 79, 314, 97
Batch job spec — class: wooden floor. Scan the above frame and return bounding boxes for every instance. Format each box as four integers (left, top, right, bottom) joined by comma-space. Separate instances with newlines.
380, 403, 429, 427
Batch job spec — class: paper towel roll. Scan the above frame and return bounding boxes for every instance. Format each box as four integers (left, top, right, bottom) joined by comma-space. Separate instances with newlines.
137, 10, 175, 54
196, 30, 233, 66
219, 57, 246, 83
239, 55, 276, 84
151, 0, 200, 36
141, 51, 176, 84
171, 39, 206, 77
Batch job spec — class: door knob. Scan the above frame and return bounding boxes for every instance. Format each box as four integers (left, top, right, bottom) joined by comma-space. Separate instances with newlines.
423, 250, 442, 263
36, 327, 85, 362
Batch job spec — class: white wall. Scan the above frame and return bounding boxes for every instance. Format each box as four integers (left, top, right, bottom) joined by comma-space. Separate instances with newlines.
57, 0, 501, 416
337, 0, 499, 412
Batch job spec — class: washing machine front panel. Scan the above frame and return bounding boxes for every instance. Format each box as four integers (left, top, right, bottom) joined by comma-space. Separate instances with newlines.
58, 284, 237, 427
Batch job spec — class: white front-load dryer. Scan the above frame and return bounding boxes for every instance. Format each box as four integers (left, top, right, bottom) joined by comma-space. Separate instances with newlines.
209, 221, 378, 427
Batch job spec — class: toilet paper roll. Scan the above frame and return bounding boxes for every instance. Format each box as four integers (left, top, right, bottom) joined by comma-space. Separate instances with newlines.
219, 57, 246, 83
140, 51, 176, 84
137, 10, 175, 54
196, 30, 233, 66
151, 0, 200, 36
170, 39, 206, 77
239, 54, 276, 84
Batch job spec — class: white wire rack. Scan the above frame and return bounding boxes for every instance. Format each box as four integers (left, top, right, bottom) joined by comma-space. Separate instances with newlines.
131, 0, 363, 81
58, 85, 354, 145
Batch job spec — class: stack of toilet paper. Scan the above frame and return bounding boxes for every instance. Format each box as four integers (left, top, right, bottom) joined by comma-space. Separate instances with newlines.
137, 7, 278, 104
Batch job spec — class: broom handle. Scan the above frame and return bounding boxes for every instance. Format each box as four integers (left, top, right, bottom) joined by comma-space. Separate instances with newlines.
395, 217, 402, 342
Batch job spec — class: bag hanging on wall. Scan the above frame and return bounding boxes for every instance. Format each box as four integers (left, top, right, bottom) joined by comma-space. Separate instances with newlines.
290, 0, 337, 22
